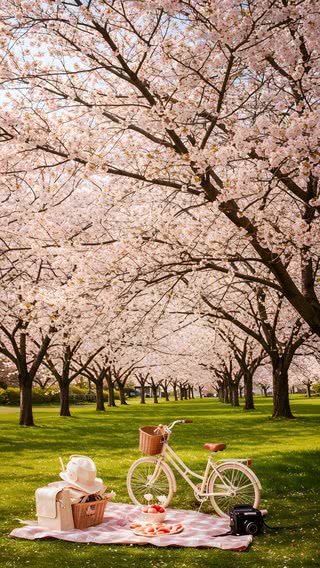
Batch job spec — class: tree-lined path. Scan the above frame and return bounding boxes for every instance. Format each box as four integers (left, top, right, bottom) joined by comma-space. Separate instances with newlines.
0, 0, 319, 425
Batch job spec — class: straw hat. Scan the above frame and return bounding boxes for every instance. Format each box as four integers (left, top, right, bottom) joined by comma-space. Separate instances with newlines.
59, 455, 106, 494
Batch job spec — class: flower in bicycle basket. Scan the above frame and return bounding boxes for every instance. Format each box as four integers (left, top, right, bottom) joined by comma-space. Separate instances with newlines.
158, 495, 167, 505
144, 493, 153, 502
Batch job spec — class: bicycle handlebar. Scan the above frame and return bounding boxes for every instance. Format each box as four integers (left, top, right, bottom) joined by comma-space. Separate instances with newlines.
167, 419, 193, 430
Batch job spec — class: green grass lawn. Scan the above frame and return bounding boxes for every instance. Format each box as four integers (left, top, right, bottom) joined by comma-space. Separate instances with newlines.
0, 396, 319, 568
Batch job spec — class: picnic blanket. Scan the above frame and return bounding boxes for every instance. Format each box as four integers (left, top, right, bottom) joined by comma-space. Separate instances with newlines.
10, 502, 253, 551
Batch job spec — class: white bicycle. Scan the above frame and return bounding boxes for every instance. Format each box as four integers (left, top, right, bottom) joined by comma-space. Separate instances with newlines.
127, 419, 261, 517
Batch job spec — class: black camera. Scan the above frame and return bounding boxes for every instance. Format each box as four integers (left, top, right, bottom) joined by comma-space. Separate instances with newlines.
230, 505, 263, 536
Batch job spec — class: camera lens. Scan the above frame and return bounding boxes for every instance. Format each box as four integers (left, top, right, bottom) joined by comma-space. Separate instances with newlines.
246, 522, 258, 535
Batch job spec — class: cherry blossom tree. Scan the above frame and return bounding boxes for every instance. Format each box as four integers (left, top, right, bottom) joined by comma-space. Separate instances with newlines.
215, 356, 243, 407
44, 338, 104, 416
290, 356, 320, 397
0, 320, 54, 426
112, 363, 135, 405
0, 0, 319, 424
33, 369, 56, 390
78, 354, 111, 411
135, 371, 150, 404
215, 329, 266, 409
161, 377, 171, 401
0, 129, 124, 425
1, 0, 319, 338
200, 288, 313, 418
166, 271, 313, 416
254, 366, 272, 397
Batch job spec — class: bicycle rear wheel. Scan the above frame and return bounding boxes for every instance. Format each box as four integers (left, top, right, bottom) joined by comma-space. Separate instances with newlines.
127, 457, 175, 507
207, 462, 260, 518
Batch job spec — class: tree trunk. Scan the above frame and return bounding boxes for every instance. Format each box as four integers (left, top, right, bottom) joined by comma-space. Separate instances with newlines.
173, 384, 178, 401
272, 361, 294, 419
306, 382, 311, 398
152, 385, 158, 404
163, 386, 169, 401
59, 381, 71, 417
244, 371, 255, 410
95, 380, 105, 411
199, 386, 203, 398
229, 383, 240, 406
19, 379, 34, 426
191, 386, 194, 399
118, 382, 127, 405
218, 383, 224, 403
140, 384, 146, 404
106, 374, 116, 407
179, 385, 183, 400
224, 384, 230, 404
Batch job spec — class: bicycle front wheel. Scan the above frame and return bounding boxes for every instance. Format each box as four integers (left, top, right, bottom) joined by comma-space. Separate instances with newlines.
127, 457, 175, 507
208, 462, 260, 518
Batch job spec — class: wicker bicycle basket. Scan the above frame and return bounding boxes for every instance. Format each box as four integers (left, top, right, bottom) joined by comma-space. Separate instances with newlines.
139, 425, 166, 455
72, 498, 107, 529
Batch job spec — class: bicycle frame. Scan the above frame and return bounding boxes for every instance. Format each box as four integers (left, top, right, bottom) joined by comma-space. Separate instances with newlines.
155, 438, 244, 499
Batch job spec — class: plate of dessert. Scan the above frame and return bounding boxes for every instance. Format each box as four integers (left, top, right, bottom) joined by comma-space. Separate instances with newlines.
130, 521, 184, 537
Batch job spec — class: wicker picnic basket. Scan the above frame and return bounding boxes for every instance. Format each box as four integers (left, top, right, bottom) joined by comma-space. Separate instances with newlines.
72, 497, 108, 529
139, 425, 166, 455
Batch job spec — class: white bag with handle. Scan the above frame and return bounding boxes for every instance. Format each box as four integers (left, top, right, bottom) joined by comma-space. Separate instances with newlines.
36, 485, 74, 531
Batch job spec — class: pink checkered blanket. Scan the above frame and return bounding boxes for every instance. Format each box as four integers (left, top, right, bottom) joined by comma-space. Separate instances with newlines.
10, 502, 253, 550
